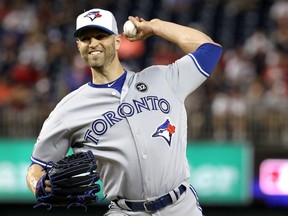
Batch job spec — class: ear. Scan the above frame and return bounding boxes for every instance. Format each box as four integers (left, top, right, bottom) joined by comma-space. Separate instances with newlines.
115, 35, 122, 51
76, 39, 80, 50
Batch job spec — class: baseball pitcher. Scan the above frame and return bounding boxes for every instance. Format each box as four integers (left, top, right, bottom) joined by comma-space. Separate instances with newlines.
26, 8, 222, 216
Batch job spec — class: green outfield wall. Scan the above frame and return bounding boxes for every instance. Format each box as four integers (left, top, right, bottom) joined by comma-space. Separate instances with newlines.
0, 139, 252, 205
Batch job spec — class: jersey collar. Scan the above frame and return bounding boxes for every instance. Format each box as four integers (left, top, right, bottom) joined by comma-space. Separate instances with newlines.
88, 70, 127, 94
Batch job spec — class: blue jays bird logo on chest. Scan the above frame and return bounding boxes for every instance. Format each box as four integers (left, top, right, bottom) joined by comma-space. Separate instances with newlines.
152, 119, 176, 146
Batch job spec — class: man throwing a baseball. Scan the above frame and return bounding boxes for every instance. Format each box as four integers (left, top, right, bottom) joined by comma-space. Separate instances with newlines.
26, 8, 222, 216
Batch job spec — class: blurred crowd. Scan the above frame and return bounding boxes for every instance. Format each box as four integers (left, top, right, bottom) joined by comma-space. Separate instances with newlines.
0, 0, 287, 147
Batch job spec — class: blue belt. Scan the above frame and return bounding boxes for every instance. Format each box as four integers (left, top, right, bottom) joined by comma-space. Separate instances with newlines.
124, 184, 186, 212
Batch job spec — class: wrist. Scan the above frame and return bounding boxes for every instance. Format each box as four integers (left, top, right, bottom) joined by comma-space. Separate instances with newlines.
149, 18, 161, 36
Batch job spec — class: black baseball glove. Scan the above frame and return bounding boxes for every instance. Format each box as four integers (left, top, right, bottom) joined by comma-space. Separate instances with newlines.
34, 150, 100, 210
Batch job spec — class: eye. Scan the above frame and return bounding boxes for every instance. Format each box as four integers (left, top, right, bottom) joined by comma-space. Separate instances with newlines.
78, 33, 110, 42
79, 36, 90, 42
95, 34, 109, 40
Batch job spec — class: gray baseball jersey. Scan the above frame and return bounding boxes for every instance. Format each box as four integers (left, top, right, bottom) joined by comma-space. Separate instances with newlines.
31, 43, 221, 203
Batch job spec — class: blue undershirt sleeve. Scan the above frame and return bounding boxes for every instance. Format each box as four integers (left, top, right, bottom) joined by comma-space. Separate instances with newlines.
189, 43, 222, 77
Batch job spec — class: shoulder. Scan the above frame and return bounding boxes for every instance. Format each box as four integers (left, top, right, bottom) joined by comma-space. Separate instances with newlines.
53, 84, 90, 112
132, 65, 167, 76
137, 54, 196, 75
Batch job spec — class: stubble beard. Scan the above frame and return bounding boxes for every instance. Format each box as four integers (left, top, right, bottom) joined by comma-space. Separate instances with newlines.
85, 47, 116, 70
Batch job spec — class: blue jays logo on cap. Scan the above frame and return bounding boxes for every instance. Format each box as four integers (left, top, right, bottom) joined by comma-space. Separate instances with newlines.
84, 11, 102, 21
74, 8, 118, 37
152, 119, 176, 146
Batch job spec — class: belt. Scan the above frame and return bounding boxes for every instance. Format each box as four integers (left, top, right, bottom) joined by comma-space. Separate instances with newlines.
123, 184, 186, 212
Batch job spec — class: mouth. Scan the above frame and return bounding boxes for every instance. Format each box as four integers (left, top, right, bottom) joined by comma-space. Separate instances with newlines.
89, 50, 102, 56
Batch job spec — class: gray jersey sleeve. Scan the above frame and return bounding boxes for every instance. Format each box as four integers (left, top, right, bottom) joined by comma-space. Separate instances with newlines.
31, 101, 72, 166
158, 53, 208, 102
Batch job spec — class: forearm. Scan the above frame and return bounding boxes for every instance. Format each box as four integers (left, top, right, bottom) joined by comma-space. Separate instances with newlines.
26, 164, 46, 195
129, 16, 221, 54
150, 19, 220, 53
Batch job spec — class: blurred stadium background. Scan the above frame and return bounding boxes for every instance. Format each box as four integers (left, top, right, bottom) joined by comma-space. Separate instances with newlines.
0, 0, 288, 215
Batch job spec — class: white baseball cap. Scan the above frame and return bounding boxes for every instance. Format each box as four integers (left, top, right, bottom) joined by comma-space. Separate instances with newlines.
74, 9, 118, 37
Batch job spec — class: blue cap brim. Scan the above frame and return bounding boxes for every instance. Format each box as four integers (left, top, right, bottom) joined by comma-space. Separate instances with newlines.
74, 25, 115, 37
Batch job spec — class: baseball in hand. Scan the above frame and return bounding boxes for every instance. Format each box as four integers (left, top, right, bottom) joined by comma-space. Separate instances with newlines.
123, 20, 137, 37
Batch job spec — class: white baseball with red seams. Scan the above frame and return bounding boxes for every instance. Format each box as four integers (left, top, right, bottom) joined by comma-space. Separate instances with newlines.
123, 20, 137, 37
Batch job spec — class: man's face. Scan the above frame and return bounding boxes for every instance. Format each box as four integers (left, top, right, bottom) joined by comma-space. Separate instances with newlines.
76, 28, 120, 69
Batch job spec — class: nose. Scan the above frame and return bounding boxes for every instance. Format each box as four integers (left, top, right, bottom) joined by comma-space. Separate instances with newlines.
89, 37, 100, 47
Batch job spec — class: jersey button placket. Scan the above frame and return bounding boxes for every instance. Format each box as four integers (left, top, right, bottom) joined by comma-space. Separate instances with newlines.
145, 177, 150, 185
142, 153, 150, 187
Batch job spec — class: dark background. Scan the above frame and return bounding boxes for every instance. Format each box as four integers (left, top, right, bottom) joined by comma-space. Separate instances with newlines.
0, 0, 288, 215
0, 203, 287, 216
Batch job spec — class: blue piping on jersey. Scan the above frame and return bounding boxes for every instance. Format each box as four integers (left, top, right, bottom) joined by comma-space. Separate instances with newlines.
189, 43, 222, 77
88, 70, 127, 93
30, 156, 53, 168
188, 54, 209, 77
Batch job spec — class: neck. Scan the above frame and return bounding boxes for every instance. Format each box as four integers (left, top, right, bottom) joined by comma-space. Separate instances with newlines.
91, 60, 124, 85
